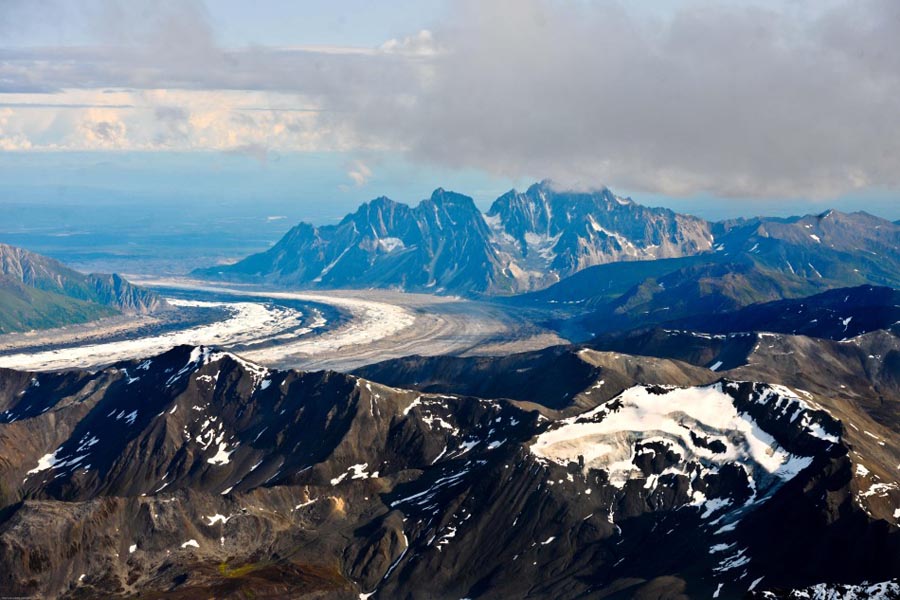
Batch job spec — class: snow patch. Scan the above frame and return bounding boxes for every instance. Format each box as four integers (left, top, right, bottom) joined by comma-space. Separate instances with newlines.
205, 514, 230, 526
530, 383, 823, 503
378, 237, 406, 253
26, 450, 61, 474
207, 441, 236, 466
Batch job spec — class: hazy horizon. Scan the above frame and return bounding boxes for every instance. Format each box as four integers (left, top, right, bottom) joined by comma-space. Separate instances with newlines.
2, 151, 899, 226
3, 0, 900, 229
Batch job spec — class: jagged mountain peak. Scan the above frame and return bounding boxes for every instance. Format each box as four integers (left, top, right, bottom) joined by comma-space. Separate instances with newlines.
489, 180, 621, 213
194, 183, 716, 294
485, 182, 713, 286
193, 182, 718, 295
423, 187, 479, 209
351, 195, 406, 215
195, 186, 512, 293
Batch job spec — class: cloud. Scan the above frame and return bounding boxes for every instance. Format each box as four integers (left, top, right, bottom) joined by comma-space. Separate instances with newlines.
0, 108, 32, 150
0, 89, 357, 152
345, 159, 373, 187
338, 0, 900, 198
379, 30, 438, 57
1, 0, 899, 199
78, 107, 127, 147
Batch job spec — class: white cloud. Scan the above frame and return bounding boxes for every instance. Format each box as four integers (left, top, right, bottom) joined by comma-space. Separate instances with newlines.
0, 89, 363, 153
379, 30, 438, 57
345, 159, 373, 187
1, 0, 900, 199
0, 108, 32, 150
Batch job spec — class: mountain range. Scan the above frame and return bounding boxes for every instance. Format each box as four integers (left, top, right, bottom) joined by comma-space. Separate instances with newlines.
0, 243, 165, 334
194, 182, 900, 305
194, 182, 716, 294
1, 327, 897, 598
2, 183, 899, 598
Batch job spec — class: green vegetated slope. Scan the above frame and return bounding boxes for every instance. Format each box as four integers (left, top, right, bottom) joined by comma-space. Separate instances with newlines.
0, 243, 163, 334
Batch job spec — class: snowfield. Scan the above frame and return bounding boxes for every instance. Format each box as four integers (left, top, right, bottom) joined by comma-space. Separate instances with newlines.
531, 383, 821, 500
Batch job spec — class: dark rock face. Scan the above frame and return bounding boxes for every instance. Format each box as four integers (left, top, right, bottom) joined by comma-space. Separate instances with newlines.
561, 284, 900, 367
533, 268, 900, 342
354, 345, 609, 410
663, 284, 900, 340
353, 343, 718, 414
0, 343, 897, 599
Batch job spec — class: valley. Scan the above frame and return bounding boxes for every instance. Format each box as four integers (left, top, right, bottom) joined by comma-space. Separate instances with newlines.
0, 279, 567, 373
1, 182, 898, 600
6, 3, 900, 595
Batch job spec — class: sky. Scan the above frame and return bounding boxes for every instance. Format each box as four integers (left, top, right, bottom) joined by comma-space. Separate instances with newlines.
0, 0, 899, 222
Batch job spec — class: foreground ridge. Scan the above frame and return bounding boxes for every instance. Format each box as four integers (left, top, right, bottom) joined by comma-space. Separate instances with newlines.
0, 342, 897, 598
